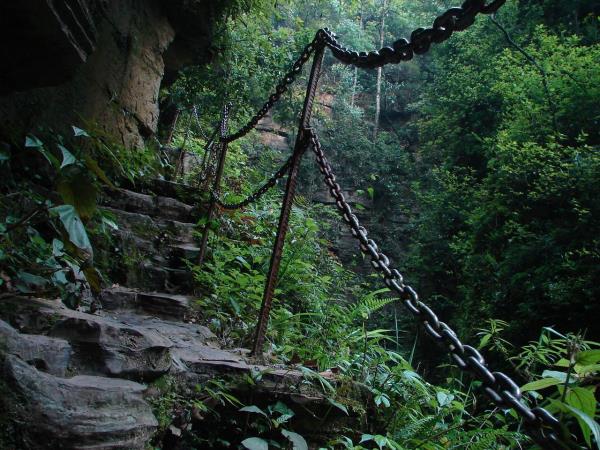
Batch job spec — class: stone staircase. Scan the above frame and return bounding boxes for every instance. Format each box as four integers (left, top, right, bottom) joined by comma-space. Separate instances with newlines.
0, 180, 360, 450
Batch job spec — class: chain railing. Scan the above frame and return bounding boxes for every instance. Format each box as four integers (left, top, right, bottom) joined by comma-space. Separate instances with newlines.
307, 129, 569, 450
210, 156, 292, 210
184, 1, 578, 447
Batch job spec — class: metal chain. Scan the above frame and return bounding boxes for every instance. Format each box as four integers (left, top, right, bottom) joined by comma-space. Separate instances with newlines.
321, 0, 506, 69
211, 157, 292, 210
223, 33, 326, 143
307, 128, 571, 450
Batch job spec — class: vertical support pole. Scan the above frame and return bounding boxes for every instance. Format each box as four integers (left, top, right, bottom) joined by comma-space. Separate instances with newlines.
251, 43, 325, 357
198, 104, 230, 266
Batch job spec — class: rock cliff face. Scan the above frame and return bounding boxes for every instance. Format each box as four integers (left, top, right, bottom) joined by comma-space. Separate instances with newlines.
0, 0, 222, 149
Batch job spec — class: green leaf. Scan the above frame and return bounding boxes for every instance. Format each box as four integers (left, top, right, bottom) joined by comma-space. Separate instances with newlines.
562, 404, 600, 449
57, 170, 98, 219
327, 397, 349, 415
58, 145, 77, 168
577, 350, 600, 366
25, 135, 43, 147
239, 405, 268, 418
565, 387, 596, 418
50, 205, 92, 254
72, 126, 90, 137
577, 364, 600, 375
241, 437, 268, 450
478, 333, 491, 349
541, 370, 568, 382
281, 430, 308, 450
272, 401, 294, 417
521, 377, 563, 392
436, 391, 454, 407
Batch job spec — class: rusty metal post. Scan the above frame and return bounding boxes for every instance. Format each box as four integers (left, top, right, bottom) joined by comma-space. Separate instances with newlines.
198, 104, 230, 265
251, 43, 325, 357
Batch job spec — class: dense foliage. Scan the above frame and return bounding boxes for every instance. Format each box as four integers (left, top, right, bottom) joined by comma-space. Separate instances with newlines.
1, 0, 598, 448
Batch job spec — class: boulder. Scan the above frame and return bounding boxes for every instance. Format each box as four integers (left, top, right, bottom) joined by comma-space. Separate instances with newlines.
3, 355, 157, 450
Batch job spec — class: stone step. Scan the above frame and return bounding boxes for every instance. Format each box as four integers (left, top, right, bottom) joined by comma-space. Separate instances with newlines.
122, 263, 195, 294
103, 188, 195, 222
3, 354, 156, 450
137, 292, 192, 320
169, 243, 201, 268
103, 206, 196, 244
101, 287, 195, 321
0, 297, 172, 380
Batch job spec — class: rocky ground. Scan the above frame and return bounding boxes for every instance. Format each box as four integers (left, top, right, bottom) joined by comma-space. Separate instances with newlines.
0, 179, 361, 449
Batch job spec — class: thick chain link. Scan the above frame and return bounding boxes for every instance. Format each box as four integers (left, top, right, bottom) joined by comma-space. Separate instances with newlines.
211, 157, 292, 210
223, 35, 324, 143
321, 0, 505, 69
307, 129, 570, 450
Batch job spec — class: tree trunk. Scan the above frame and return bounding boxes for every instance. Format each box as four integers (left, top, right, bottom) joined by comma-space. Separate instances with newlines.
373, 0, 387, 139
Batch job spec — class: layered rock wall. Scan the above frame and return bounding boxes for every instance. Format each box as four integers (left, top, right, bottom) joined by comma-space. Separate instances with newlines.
0, 0, 220, 149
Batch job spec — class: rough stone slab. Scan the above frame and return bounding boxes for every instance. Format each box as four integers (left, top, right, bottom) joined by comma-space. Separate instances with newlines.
105, 188, 155, 215
0, 296, 172, 380
155, 195, 193, 222
137, 292, 191, 320
102, 188, 194, 222
50, 312, 173, 380
0, 319, 72, 377
3, 355, 157, 450
170, 243, 200, 260
100, 286, 139, 311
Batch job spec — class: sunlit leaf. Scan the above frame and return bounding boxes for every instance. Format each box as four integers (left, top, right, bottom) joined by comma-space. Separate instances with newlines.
72, 126, 90, 137
241, 437, 268, 450
281, 429, 308, 450
239, 405, 268, 418
50, 204, 92, 254
521, 377, 563, 392
58, 145, 77, 168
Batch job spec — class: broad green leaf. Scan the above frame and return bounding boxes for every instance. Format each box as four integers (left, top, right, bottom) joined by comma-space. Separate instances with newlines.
57, 173, 98, 219
58, 145, 77, 168
521, 377, 563, 392
72, 126, 90, 137
577, 350, 600, 366
565, 387, 596, 419
562, 404, 600, 449
282, 430, 308, 450
50, 205, 92, 253
239, 405, 268, 418
241, 437, 268, 450
577, 364, 600, 375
